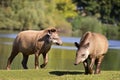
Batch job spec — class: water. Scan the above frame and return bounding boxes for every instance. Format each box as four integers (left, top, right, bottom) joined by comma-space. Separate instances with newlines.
0, 33, 120, 70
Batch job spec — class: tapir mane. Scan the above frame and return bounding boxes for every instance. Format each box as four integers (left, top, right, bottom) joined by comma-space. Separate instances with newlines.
80, 31, 92, 46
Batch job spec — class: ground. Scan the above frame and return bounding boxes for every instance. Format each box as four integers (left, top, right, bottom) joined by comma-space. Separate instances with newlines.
0, 69, 120, 80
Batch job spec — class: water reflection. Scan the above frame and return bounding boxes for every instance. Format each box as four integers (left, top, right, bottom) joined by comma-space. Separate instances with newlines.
0, 33, 120, 70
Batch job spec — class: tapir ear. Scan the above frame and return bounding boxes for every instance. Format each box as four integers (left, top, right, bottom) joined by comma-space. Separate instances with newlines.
50, 28, 57, 32
74, 42, 79, 48
47, 28, 57, 35
84, 43, 89, 48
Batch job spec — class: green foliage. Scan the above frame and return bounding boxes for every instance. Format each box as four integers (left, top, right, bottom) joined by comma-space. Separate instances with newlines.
51, 13, 72, 35
55, 0, 77, 18
80, 17, 103, 33
72, 16, 105, 36
0, 0, 120, 39
74, 0, 120, 25
15, 0, 46, 30
72, 0, 120, 39
0, 6, 21, 30
0, 0, 74, 32
106, 25, 119, 39
71, 16, 82, 31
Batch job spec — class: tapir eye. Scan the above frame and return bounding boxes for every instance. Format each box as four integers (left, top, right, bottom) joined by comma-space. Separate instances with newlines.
81, 54, 85, 57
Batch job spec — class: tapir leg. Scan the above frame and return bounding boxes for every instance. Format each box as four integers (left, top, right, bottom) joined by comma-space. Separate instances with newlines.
6, 50, 19, 70
35, 51, 40, 69
89, 58, 95, 74
95, 56, 104, 74
83, 59, 89, 74
22, 54, 29, 69
40, 53, 48, 68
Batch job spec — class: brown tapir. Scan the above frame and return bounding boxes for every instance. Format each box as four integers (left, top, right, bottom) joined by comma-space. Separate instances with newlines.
74, 31, 108, 74
6, 27, 62, 70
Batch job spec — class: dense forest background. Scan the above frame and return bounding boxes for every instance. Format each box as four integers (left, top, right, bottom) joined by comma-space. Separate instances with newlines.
0, 0, 120, 39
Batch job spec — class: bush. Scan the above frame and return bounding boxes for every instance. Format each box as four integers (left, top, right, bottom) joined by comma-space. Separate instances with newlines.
105, 25, 119, 40
51, 13, 72, 36
80, 17, 104, 33
71, 16, 82, 31
72, 16, 105, 36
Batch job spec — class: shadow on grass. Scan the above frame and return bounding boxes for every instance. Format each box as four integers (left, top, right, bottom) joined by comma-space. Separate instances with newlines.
49, 71, 84, 76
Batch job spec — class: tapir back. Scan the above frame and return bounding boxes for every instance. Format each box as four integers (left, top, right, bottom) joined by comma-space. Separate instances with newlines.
13, 30, 47, 55
89, 32, 108, 56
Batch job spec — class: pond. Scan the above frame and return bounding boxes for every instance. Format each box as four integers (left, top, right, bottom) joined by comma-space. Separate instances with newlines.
0, 32, 120, 71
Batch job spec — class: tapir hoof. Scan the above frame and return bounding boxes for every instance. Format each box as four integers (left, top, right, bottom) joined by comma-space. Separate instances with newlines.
89, 69, 94, 74
40, 64, 46, 68
35, 66, 39, 69
74, 63, 77, 65
6, 67, 10, 70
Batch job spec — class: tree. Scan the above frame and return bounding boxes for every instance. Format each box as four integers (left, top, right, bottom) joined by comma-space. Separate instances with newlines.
73, 0, 120, 25
55, 0, 77, 18
0, 0, 73, 34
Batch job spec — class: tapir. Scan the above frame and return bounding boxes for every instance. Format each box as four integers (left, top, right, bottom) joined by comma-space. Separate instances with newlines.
6, 27, 62, 70
74, 31, 108, 74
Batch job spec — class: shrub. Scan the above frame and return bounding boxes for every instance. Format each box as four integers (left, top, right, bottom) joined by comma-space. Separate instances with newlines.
72, 16, 105, 36
105, 25, 119, 39
52, 13, 72, 36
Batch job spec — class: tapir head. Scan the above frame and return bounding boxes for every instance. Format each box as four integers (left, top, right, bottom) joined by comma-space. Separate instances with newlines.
74, 42, 90, 65
47, 27, 62, 45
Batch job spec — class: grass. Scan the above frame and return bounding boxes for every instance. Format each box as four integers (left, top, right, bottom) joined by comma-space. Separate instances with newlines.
0, 69, 120, 80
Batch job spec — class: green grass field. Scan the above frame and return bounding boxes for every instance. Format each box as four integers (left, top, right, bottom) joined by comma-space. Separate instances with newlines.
0, 69, 120, 80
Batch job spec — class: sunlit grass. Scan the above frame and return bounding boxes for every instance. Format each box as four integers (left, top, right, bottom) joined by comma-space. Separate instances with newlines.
0, 69, 120, 80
